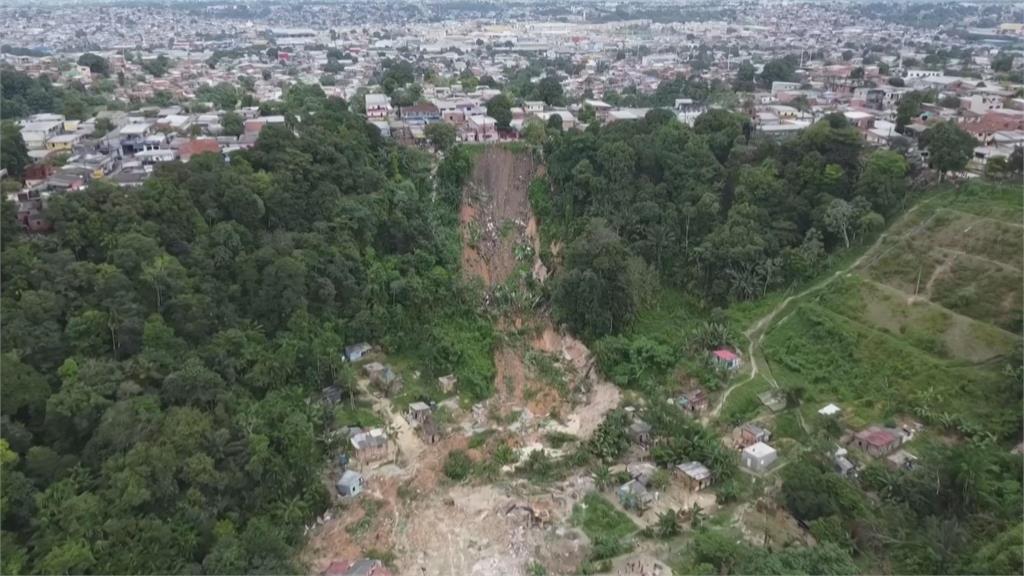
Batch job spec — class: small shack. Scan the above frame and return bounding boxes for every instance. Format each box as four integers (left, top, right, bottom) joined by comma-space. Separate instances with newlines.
363, 362, 385, 378
853, 426, 902, 457
740, 423, 771, 447
758, 390, 787, 412
419, 417, 442, 444
742, 441, 778, 473
321, 558, 391, 576
406, 401, 431, 425
676, 461, 713, 491
617, 479, 653, 512
818, 403, 841, 417
336, 470, 364, 497
364, 363, 402, 396
628, 419, 652, 448
350, 428, 389, 461
886, 449, 918, 471
711, 348, 742, 370
675, 388, 709, 414
627, 462, 658, 486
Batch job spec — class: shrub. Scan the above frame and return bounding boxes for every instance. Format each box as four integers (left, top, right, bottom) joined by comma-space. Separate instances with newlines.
443, 450, 473, 481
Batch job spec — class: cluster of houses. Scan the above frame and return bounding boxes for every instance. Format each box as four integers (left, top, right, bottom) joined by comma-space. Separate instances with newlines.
7, 108, 288, 232
818, 403, 920, 477
360, 86, 714, 145
330, 343, 456, 500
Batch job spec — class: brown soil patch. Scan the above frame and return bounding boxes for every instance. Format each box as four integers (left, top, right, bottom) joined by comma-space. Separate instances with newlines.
460, 147, 538, 288
494, 346, 561, 419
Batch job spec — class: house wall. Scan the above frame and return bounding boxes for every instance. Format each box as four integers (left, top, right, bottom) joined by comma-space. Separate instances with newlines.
743, 452, 777, 472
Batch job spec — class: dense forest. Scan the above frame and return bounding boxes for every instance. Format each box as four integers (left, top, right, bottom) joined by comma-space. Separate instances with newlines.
538, 109, 905, 337
0, 88, 494, 573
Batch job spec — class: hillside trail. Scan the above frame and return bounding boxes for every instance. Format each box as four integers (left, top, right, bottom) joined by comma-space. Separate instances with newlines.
708, 202, 927, 420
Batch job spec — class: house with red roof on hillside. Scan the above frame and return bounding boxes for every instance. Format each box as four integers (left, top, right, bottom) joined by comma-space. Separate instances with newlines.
852, 426, 903, 458
711, 348, 742, 370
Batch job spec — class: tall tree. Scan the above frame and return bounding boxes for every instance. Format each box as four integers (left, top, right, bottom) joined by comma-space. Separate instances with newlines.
920, 121, 978, 180
485, 93, 513, 130
1, 122, 30, 178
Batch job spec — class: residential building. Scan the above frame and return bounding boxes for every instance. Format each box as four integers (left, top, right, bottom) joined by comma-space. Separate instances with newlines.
336, 470, 364, 497
852, 426, 902, 457
741, 441, 778, 473
365, 93, 392, 120
676, 461, 713, 491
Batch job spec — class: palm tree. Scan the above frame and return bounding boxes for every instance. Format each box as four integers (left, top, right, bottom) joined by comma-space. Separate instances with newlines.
593, 466, 612, 491
690, 503, 705, 530
656, 509, 680, 538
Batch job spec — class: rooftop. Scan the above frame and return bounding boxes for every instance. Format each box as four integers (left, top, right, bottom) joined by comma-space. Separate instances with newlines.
743, 441, 776, 458
676, 461, 712, 481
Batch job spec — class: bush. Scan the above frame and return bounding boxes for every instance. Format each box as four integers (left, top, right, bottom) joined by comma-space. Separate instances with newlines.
493, 443, 517, 466
443, 450, 473, 481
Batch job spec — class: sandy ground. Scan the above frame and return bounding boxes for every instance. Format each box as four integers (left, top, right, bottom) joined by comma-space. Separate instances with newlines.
394, 483, 589, 576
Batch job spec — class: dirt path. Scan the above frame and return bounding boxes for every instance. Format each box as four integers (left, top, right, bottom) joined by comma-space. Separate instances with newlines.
919, 252, 957, 301
709, 203, 926, 419
934, 246, 1023, 273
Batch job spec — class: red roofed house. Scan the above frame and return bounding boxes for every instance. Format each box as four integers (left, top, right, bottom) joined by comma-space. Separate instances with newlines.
853, 426, 902, 457
960, 110, 1024, 144
178, 139, 221, 163
711, 348, 742, 370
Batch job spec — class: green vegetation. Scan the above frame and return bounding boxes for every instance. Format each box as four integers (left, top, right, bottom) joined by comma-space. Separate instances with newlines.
772, 442, 1022, 575
2, 121, 31, 177
544, 112, 883, 335
670, 528, 859, 575
0, 89, 493, 573
1, 66, 111, 120
572, 493, 637, 541
443, 450, 473, 481
572, 492, 637, 570
763, 302, 1019, 439
920, 121, 978, 180
334, 403, 384, 430
719, 376, 770, 425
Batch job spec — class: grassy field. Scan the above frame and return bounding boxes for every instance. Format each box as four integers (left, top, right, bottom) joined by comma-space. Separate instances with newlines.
861, 182, 1022, 333
571, 493, 639, 542
764, 300, 1019, 439
813, 275, 1018, 363
719, 376, 772, 426
758, 181, 1022, 442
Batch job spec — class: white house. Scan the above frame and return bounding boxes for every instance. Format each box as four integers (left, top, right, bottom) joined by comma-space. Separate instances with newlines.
742, 441, 778, 473
336, 470, 364, 497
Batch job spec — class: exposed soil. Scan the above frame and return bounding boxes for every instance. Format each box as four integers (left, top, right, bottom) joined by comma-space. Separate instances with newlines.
303, 148, 623, 575
394, 483, 588, 576
460, 147, 539, 288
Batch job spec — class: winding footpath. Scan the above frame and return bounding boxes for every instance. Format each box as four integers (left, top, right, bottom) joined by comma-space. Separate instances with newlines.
708, 202, 927, 420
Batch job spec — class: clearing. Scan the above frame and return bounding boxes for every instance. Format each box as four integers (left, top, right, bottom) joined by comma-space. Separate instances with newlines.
303, 147, 622, 575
